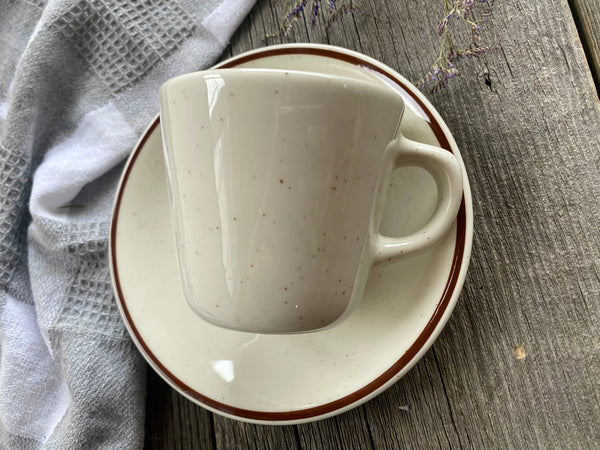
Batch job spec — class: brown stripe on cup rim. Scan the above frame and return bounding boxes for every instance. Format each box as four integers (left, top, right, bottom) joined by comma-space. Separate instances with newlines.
110, 44, 469, 423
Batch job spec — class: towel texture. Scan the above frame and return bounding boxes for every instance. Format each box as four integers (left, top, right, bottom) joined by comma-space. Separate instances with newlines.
0, 0, 255, 447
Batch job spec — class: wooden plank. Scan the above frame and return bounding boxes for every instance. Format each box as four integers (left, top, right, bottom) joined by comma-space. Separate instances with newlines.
570, 0, 600, 92
295, 408, 375, 450
145, 0, 600, 447
212, 416, 299, 450
145, 368, 215, 449
363, 352, 465, 449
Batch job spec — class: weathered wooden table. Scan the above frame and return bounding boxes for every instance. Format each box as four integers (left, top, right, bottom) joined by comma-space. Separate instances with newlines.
145, 1, 600, 447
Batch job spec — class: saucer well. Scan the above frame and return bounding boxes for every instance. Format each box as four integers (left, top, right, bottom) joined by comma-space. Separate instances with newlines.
109, 44, 473, 425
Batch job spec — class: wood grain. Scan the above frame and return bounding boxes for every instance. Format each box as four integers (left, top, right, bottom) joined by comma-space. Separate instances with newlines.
145, 0, 600, 448
145, 368, 215, 449
570, 0, 600, 92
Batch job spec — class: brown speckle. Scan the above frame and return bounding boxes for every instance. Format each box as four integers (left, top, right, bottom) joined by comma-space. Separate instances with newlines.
220, 117, 224, 122
216, 226, 219, 230
275, 90, 279, 94
280, 179, 284, 184
262, 213, 266, 217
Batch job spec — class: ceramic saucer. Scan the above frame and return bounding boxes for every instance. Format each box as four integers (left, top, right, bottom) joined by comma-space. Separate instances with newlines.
109, 44, 473, 425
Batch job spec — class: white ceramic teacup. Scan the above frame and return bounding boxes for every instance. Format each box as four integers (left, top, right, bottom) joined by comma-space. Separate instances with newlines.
159, 68, 462, 334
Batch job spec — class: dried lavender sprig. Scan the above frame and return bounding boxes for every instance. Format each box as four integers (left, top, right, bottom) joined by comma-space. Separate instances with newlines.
311, 0, 321, 27
325, 3, 360, 30
269, 0, 358, 37
450, 45, 493, 60
287, 0, 308, 19
418, 0, 496, 93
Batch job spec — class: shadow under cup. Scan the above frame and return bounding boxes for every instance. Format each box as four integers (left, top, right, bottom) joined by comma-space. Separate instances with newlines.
160, 69, 405, 333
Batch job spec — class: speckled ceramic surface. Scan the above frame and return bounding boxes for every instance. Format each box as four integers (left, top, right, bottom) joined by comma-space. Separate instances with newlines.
159, 68, 462, 333
109, 44, 473, 424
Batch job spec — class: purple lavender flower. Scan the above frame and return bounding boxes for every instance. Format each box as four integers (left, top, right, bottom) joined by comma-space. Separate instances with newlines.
325, 3, 359, 30
311, 0, 321, 27
271, 0, 358, 37
418, 0, 497, 93
287, 0, 308, 19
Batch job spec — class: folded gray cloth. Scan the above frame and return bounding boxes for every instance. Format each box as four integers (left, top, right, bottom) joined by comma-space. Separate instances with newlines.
0, 0, 254, 447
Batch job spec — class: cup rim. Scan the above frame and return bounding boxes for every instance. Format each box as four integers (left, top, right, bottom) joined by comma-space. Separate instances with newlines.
160, 67, 405, 105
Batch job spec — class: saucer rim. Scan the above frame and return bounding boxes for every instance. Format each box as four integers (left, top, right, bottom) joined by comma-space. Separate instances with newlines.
109, 43, 473, 424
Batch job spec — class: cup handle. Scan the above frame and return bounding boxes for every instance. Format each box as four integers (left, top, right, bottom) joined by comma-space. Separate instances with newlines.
372, 135, 463, 265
